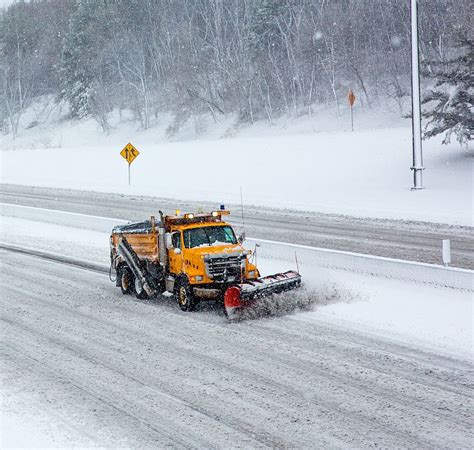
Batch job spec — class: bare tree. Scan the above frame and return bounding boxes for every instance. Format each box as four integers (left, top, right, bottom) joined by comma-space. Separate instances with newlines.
1, 0, 471, 136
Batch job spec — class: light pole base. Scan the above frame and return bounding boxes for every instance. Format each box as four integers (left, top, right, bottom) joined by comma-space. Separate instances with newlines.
410, 166, 425, 190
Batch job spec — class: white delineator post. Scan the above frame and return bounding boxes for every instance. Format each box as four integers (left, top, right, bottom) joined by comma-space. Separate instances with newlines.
442, 239, 451, 267
410, 0, 424, 189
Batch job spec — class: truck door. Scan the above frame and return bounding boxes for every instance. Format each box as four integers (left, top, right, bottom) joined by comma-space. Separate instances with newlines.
168, 231, 183, 275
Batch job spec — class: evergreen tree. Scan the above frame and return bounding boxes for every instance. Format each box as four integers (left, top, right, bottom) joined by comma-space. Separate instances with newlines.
422, 36, 473, 146
248, 0, 293, 54
60, 0, 99, 119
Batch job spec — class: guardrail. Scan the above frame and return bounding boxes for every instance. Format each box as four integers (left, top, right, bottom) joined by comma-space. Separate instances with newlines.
248, 238, 473, 292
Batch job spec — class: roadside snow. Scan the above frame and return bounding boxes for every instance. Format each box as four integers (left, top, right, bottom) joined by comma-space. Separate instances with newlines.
296, 271, 472, 359
258, 250, 472, 359
0, 216, 107, 262
1, 107, 472, 226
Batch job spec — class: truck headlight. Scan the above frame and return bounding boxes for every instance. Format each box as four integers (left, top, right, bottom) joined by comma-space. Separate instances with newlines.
194, 275, 203, 282
248, 271, 256, 278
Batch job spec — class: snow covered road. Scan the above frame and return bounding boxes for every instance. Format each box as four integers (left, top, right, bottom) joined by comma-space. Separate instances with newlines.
1, 196, 473, 447
1, 247, 473, 448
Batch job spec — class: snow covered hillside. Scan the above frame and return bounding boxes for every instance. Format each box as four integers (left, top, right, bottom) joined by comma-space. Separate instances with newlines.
1, 101, 472, 226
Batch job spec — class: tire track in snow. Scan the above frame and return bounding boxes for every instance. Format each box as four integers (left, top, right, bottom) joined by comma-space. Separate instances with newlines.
1, 318, 276, 448
0, 341, 208, 448
1, 263, 330, 447
0, 284, 358, 448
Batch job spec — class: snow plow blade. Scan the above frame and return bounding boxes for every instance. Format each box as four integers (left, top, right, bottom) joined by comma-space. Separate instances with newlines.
224, 270, 302, 320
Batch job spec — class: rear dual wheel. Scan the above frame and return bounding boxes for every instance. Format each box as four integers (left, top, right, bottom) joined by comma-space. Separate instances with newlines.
120, 267, 148, 299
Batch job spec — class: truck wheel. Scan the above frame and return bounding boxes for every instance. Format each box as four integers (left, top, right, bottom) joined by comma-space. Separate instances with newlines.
175, 279, 197, 312
120, 267, 133, 295
133, 277, 149, 300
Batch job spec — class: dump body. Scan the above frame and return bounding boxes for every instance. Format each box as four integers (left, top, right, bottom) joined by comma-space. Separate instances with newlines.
110, 228, 159, 261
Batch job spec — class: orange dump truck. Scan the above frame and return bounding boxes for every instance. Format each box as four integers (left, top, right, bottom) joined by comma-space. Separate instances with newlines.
110, 209, 301, 319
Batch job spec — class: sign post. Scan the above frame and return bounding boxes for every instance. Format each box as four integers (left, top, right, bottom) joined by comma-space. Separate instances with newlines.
120, 142, 140, 187
348, 89, 356, 131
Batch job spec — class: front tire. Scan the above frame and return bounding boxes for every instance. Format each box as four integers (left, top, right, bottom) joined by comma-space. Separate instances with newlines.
175, 278, 197, 312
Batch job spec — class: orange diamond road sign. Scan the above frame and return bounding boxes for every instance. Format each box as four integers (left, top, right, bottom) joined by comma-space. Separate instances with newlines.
120, 142, 140, 164
348, 89, 356, 107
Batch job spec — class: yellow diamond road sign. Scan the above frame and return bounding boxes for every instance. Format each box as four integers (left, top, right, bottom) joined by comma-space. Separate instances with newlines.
120, 143, 140, 164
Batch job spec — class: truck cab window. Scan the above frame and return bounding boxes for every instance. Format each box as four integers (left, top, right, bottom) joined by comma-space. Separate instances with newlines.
183, 226, 237, 248
172, 232, 181, 249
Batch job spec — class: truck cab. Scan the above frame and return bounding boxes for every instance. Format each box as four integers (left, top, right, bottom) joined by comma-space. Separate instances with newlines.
163, 212, 259, 310
167, 220, 258, 284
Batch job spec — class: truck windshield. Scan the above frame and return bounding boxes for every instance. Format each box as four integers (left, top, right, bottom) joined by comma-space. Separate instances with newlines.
183, 226, 237, 248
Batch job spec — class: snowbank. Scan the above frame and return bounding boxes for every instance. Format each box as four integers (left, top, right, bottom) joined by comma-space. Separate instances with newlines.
1, 102, 472, 226
2, 126, 472, 226
255, 241, 473, 359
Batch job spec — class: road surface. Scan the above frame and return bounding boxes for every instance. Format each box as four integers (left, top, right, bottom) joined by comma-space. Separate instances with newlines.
1, 246, 472, 448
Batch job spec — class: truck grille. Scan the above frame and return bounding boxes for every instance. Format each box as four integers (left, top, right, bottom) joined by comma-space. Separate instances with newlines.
205, 254, 242, 282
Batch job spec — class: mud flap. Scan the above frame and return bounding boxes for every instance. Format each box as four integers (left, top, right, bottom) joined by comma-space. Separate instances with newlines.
224, 270, 302, 321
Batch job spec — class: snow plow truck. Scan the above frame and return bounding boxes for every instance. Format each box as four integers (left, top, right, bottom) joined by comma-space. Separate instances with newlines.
110, 209, 301, 319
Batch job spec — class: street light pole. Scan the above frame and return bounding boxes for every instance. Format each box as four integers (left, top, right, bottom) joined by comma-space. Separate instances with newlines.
410, 0, 424, 189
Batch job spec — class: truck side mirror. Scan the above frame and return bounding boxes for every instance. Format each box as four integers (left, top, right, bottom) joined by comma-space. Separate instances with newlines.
165, 233, 173, 249
237, 232, 245, 244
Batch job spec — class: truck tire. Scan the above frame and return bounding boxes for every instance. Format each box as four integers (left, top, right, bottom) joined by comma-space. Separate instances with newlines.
133, 276, 149, 300
175, 278, 197, 312
120, 267, 133, 295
